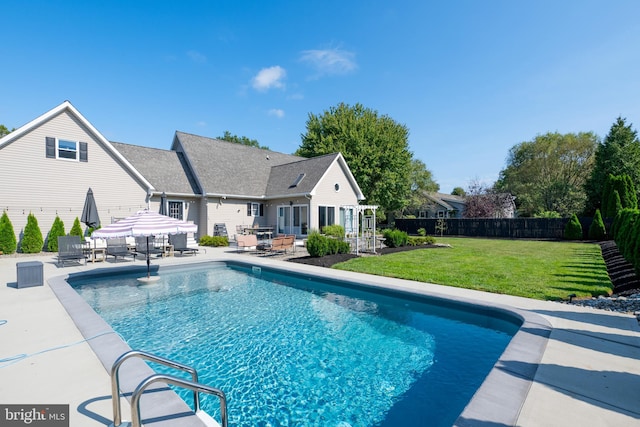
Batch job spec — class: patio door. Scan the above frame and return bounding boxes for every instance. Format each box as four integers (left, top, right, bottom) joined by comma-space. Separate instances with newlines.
278, 205, 308, 236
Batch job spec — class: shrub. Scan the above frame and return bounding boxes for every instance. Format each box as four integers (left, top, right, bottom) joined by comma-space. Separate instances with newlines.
199, 235, 229, 247
46, 216, 66, 252
383, 229, 408, 248
588, 209, 606, 241
408, 235, 436, 246
417, 227, 426, 236
306, 231, 329, 257
326, 237, 351, 255
70, 217, 83, 237
563, 214, 583, 240
21, 213, 44, 253
0, 211, 17, 254
322, 224, 345, 239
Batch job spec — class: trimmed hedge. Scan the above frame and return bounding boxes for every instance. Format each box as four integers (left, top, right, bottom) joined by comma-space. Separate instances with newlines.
407, 235, 436, 246
21, 213, 44, 253
306, 230, 350, 257
612, 208, 640, 273
47, 216, 66, 252
0, 211, 17, 254
199, 235, 229, 247
564, 214, 583, 240
588, 209, 606, 240
383, 229, 409, 248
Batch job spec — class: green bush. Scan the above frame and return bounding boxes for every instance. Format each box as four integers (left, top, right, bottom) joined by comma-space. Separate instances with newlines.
199, 235, 229, 247
588, 209, 606, 240
326, 237, 351, 255
383, 229, 408, 248
21, 213, 44, 253
408, 235, 436, 246
417, 227, 427, 236
0, 211, 17, 254
46, 216, 66, 252
322, 224, 345, 239
563, 214, 583, 240
70, 217, 83, 237
306, 231, 329, 257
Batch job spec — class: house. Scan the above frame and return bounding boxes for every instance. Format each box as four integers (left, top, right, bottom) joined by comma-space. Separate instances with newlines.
0, 101, 365, 247
418, 193, 466, 218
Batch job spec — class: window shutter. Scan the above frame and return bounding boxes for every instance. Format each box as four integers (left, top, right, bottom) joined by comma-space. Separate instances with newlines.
79, 142, 88, 162
45, 137, 55, 158
259, 203, 264, 217
247, 203, 251, 216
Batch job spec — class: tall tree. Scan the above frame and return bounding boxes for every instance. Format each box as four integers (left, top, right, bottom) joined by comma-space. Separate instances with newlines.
463, 179, 514, 218
584, 117, 640, 215
496, 132, 598, 217
0, 124, 13, 138
296, 103, 413, 215
451, 187, 466, 197
218, 131, 269, 150
403, 158, 440, 216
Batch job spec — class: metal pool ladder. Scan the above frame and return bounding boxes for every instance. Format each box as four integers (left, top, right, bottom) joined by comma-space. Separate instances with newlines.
109, 350, 228, 427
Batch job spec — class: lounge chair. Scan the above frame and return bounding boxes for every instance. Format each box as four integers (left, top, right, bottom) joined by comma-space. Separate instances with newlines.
236, 234, 259, 253
57, 235, 87, 267
263, 235, 295, 255
169, 233, 199, 256
135, 236, 164, 258
107, 237, 136, 262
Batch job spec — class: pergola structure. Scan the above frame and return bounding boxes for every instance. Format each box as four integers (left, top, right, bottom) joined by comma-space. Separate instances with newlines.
341, 204, 379, 255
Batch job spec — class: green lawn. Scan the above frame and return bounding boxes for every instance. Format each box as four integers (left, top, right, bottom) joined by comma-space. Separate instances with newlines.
333, 237, 612, 301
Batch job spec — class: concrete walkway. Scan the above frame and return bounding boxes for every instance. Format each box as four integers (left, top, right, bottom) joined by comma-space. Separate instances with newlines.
0, 247, 638, 426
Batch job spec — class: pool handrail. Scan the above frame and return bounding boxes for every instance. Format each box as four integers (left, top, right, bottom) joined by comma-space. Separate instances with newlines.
110, 350, 202, 427
130, 373, 228, 427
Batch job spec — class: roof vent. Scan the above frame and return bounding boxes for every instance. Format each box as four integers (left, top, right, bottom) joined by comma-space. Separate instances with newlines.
289, 173, 306, 188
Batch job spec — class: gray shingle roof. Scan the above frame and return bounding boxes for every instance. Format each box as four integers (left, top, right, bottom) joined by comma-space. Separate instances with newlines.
173, 131, 305, 197
111, 142, 200, 194
265, 153, 340, 197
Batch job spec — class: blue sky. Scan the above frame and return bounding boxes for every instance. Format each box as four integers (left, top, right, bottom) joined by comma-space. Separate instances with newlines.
3, 1, 640, 193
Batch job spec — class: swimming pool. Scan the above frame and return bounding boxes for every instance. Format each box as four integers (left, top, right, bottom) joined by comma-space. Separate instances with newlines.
68, 262, 524, 427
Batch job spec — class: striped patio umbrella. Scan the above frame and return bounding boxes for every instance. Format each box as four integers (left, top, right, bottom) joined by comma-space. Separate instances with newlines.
92, 209, 197, 279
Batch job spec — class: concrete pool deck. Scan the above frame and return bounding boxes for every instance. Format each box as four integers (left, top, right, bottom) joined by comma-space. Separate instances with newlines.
0, 247, 639, 426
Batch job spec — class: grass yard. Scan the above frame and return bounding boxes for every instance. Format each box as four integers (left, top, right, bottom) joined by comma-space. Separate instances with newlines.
333, 237, 612, 301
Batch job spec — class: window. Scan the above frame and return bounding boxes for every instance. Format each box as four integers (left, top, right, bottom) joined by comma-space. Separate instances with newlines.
45, 137, 88, 162
318, 206, 335, 231
247, 202, 264, 217
334, 183, 340, 192
418, 211, 427, 219
168, 201, 184, 220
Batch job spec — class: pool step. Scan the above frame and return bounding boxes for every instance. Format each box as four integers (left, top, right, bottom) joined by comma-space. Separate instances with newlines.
109, 350, 227, 427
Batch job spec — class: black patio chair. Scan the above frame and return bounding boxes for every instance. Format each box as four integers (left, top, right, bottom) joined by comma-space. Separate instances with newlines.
135, 236, 164, 258
57, 235, 87, 267
107, 237, 136, 263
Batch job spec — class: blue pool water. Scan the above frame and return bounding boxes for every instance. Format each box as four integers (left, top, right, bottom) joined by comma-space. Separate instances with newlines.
71, 263, 518, 426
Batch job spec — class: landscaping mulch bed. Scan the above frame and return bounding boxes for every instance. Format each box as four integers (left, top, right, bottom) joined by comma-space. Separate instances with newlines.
288, 240, 640, 296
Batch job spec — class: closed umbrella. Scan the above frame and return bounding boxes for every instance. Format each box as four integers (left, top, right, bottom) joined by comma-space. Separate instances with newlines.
159, 192, 167, 216
81, 188, 101, 229
92, 209, 197, 281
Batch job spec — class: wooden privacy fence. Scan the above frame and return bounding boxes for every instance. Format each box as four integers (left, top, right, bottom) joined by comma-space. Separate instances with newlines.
395, 217, 603, 239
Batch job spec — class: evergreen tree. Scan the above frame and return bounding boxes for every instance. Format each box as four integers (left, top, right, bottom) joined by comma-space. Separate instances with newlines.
46, 216, 66, 252
70, 217, 83, 237
564, 213, 583, 240
611, 190, 623, 220
21, 213, 44, 253
0, 211, 17, 254
624, 174, 638, 209
588, 209, 606, 240
584, 117, 640, 215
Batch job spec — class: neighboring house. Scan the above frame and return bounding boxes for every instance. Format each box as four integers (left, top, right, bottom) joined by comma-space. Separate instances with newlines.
0, 101, 365, 247
418, 193, 466, 219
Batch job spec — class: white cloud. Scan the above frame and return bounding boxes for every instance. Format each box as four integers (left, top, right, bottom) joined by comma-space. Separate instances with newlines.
252, 66, 286, 91
268, 108, 285, 118
187, 50, 207, 63
300, 48, 357, 76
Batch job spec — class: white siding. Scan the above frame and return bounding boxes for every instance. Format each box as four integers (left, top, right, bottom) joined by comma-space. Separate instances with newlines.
0, 110, 148, 246
310, 160, 360, 230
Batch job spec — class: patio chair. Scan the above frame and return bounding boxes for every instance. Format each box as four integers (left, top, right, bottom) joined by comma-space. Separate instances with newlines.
57, 235, 87, 267
169, 233, 199, 256
135, 236, 164, 258
107, 238, 136, 263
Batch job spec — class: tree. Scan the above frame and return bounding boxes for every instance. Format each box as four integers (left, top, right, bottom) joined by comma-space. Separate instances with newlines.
0, 124, 13, 138
70, 217, 83, 237
564, 213, 583, 240
451, 187, 466, 197
496, 132, 597, 217
218, 131, 269, 150
21, 213, 43, 253
0, 211, 17, 254
297, 102, 413, 216
588, 209, 606, 240
46, 216, 65, 252
403, 158, 440, 216
584, 117, 640, 215
463, 179, 514, 218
